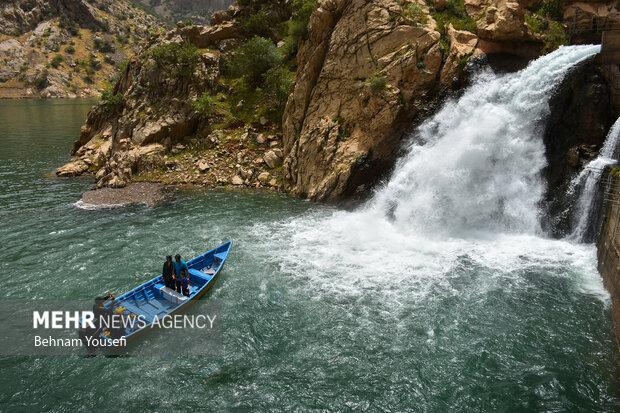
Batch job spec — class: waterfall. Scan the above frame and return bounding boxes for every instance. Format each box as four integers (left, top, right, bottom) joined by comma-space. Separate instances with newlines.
569, 117, 620, 241
265, 44, 609, 312
368, 45, 602, 238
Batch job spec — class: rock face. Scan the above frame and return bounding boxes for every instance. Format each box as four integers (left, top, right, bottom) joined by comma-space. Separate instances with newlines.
0, 0, 165, 98
564, 1, 620, 44
280, 0, 610, 202
541, 57, 616, 236
283, 0, 449, 201
598, 174, 620, 350
465, 0, 544, 58
59, 1, 292, 190
440, 23, 480, 84
59, 0, 609, 202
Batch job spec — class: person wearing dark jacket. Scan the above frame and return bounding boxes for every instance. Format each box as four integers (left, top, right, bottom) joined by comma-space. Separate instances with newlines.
162, 255, 174, 290
93, 292, 115, 326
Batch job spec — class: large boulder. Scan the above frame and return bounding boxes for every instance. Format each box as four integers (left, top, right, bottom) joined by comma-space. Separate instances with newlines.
0, 39, 24, 58
440, 24, 480, 86
264, 150, 283, 168
56, 159, 89, 176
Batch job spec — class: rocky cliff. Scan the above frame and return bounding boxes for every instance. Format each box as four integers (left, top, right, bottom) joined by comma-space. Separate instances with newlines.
281, 0, 617, 201
598, 173, 620, 349
57, 0, 293, 189
0, 0, 165, 98
59, 0, 620, 199
540, 55, 617, 236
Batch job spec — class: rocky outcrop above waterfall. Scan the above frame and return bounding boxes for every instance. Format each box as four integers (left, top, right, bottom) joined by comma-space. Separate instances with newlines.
57, 0, 292, 190
563, 1, 620, 43
0, 0, 165, 98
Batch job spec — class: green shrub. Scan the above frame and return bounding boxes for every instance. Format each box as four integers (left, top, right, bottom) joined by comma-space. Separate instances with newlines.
263, 66, 293, 119
59, 14, 80, 36
65, 45, 75, 54
536, 0, 563, 21
109, 59, 128, 84
89, 54, 102, 70
101, 87, 124, 112
191, 93, 215, 118
525, 12, 548, 33
291, 0, 317, 27
369, 76, 387, 94
116, 33, 129, 44
93, 38, 114, 53
543, 20, 568, 52
229, 36, 282, 87
403, 3, 428, 26
151, 41, 198, 78
151, 42, 177, 65
432, 0, 477, 34
289, 20, 308, 43
50, 54, 64, 68
525, 7, 567, 53
32, 70, 49, 90
245, 11, 271, 37
287, 0, 317, 44
173, 41, 198, 78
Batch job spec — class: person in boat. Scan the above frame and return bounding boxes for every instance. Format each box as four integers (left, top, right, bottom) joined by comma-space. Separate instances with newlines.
178, 268, 190, 297
162, 255, 174, 290
79, 292, 119, 352
92, 293, 125, 339
93, 292, 115, 324
173, 254, 189, 295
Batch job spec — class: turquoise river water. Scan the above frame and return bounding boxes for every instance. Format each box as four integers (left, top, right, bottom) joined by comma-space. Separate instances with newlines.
0, 93, 619, 411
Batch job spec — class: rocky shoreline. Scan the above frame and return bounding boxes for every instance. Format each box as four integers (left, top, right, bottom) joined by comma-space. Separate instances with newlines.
57, 124, 286, 192
78, 181, 169, 207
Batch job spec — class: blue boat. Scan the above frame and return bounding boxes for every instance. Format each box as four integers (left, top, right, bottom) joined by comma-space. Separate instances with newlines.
86, 241, 232, 347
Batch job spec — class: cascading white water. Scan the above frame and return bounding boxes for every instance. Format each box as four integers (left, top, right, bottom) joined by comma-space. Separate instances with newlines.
261, 45, 608, 307
569, 117, 620, 241
370, 44, 602, 237
256, 45, 610, 314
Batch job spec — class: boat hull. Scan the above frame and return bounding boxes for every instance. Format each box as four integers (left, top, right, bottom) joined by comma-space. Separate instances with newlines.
84, 241, 232, 350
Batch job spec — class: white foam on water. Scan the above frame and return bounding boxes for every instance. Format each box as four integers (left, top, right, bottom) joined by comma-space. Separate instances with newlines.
73, 200, 144, 210
256, 45, 609, 304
